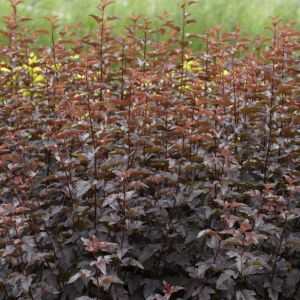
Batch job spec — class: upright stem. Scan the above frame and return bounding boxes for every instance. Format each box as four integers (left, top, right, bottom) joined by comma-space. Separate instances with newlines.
263, 23, 277, 183
179, 1, 186, 99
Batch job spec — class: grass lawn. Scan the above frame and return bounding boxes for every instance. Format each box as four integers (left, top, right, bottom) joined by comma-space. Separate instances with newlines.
0, 0, 299, 48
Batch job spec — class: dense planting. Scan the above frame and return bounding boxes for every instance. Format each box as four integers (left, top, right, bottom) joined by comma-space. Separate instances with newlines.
0, 0, 300, 299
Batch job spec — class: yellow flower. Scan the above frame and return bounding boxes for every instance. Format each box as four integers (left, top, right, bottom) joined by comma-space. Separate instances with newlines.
222, 69, 229, 76
0, 65, 10, 72
74, 73, 85, 80
183, 59, 202, 73
70, 54, 80, 60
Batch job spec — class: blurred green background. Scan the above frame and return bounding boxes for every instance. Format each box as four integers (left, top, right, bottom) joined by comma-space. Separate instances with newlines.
0, 0, 299, 48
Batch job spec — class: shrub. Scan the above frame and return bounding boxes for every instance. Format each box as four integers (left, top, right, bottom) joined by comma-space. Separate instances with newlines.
0, 0, 299, 299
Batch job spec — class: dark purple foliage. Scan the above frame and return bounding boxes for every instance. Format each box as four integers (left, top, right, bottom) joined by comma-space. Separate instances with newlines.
0, 1, 299, 299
